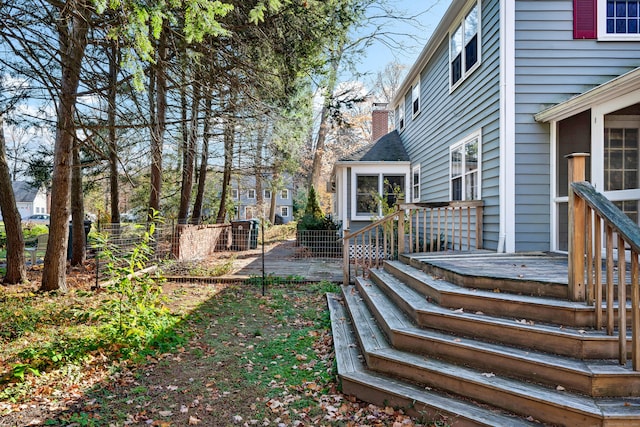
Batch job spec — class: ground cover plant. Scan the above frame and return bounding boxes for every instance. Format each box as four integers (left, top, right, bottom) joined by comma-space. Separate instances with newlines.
0, 266, 438, 426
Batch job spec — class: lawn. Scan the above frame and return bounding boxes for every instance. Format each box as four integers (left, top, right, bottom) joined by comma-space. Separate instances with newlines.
0, 265, 433, 426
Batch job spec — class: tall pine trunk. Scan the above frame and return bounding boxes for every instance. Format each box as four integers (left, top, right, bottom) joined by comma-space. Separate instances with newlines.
192, 93, 212, 223
148, 26, 167, 222
41, 1, 90, 292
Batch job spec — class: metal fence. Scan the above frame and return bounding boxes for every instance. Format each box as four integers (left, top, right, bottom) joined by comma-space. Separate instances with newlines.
294, 230, 342, 259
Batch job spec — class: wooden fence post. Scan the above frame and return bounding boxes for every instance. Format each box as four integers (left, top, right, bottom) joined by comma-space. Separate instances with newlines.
567, 153, 590, 301
397, 210, 405, 256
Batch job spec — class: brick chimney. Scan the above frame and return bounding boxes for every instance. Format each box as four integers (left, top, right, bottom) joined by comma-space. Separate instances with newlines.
371, 102, 389, 142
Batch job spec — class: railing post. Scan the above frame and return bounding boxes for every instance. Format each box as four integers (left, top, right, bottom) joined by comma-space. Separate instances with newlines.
343, 229, 350, 285
397, 210, 405, 257
567, 153, 590, 301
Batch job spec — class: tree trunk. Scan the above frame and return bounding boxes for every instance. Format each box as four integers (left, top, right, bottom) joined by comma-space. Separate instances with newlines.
70, 139, 85, 265
148, 26, 167, 222
41, 1, 90, 292
108, 40, 120, 224
254, 124, 265, 218
216, 114, 234, 224
192, 93, 212, 223
0, 115, 27, 284
178, 80, 200, 223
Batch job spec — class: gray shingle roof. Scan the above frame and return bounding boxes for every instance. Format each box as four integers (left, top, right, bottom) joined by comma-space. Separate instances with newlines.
13, 181, 40, 203
340, 130, 409, 162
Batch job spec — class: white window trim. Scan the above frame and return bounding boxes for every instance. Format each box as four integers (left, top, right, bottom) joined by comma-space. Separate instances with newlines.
280, 189, 289, 199
598, 0, 640, 41
412, 79, 421, 117
449, 130, 482, 201
449, 0, 482, 92
247, 189, 256, 199
350, 165, 410, 221
280, 206, 289, 217
399, 97, 406, 130
412, 164, 421, 202
264, 189, 272, 199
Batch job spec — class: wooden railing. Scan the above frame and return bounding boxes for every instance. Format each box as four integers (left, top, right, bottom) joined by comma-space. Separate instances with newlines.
342, 201, 484, 285
568, 153, 640, 370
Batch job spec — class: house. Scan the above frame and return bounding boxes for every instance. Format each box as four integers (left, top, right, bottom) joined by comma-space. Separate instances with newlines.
332, 103, 411, 233
230, 175, 294, 223
375, 0, 640, 253
0, 181, 48, 221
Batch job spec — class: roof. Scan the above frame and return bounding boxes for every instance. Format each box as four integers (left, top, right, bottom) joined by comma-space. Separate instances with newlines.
13, 181, 41, 203
338, 130, 410, 163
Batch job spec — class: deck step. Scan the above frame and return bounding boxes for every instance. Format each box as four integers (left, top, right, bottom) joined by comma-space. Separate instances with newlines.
340, 286, 640, 427
355, 276, 640, 397
326, 293, 538, 427
368, 264, 626, 359
382, 260, 596, 327
401, 253, 569, 298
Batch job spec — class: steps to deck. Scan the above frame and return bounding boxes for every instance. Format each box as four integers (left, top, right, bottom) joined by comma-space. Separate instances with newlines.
328, 253, 640, 426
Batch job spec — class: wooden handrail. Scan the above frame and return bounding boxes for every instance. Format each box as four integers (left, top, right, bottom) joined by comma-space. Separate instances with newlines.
567, 153, 640, 370
342, 200, 484, 285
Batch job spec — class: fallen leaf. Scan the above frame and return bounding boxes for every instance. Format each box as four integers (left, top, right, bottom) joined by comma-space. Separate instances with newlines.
481, 372, 495, 378
556, 385, 566, 391
188, 416, 201, 425
158, 410, 172, 417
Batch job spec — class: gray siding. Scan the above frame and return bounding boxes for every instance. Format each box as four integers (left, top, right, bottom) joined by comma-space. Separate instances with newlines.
400, 0, 502, 250
514, 0, 640, 251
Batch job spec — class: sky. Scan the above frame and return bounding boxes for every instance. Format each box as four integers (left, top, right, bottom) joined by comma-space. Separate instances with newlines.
351, 0, 452, 81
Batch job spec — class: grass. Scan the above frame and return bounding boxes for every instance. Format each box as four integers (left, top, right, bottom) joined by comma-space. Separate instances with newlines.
0, 273, 434, 426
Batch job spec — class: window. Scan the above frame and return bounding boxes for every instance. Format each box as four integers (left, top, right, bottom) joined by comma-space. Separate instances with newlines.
412, 80, 420, 116
245, 206, 256, 219
383, 175, 405, 208
599, 0, 640, 39
450, 2, 480, 88
280, 206, 289, 217
280, 189, 289, 199
247, 189, 256, 199
412, 165, 421, 202
450, 131, 481, 201
264, 189, 272, 199
231, 189, 239, 199
398, 97, 405, 130
604, 126, 638, 191
356, 175, 379, 215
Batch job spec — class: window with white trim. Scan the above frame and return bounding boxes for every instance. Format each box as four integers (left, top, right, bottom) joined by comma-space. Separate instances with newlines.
247, 189, 256, 199
356, 175, 379, 215
231, 188, 239, 199
398, 97, 405, 130
280, 206, 289, 217
450, 131, 481, 201
264, 189, 272, 199
412, 165, 421, 202
280, 189, 289, 199
412, 79, 421, 116
450, 1, 480, 88
599, 0, 640, 39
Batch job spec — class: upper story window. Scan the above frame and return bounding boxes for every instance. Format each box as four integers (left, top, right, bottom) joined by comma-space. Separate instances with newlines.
264, 189, 272, 199
247, 189, 256, 199
450, 2, 481, 89
398, 96, 406, 130
280, 206, 290, 217
412, 79, 421, 116
231, 188, 239, 199
280, 189, 289, 199
412, 165, 421, 202
450, 130, 481, 201
600, 0, 640, 38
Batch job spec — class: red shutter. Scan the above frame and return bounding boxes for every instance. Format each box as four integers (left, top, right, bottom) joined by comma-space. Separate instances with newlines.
574, 0, 597, 39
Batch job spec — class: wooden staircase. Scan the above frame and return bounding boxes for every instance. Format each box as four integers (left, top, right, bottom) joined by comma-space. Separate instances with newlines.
327, 253, 640, 426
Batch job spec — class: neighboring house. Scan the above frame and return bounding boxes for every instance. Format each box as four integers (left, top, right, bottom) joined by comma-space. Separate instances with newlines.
0, 181, 48, 221
230, 175, 294, 223
374, 0, 640, 253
